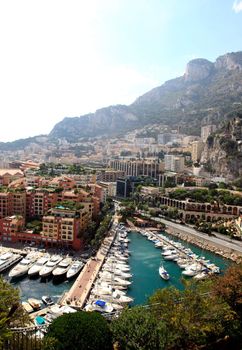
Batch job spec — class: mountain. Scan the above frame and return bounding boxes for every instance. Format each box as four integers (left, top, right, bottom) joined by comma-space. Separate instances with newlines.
201, 113, 242, 179
50, 51, 242, 140
1, 51, 242, 150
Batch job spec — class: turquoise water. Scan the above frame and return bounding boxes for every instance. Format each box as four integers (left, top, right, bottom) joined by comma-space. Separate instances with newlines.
127, 231, 231, 306
2, 231, 231, 307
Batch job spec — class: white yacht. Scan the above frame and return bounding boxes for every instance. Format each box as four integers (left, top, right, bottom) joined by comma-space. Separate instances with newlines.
66, 260, 84, 279
28, 255, 50, 277
159, 265, 170, 280
182, 263, 203, 277
52, 257, 73, 277
111, 290, 133, 304
9, 253, 38, 278
39, 255, 63, 277
85, 300, 114, 313
0, 252, 22, 273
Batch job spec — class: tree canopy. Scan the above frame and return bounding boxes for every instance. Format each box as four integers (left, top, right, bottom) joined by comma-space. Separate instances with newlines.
44, 311, 112, 350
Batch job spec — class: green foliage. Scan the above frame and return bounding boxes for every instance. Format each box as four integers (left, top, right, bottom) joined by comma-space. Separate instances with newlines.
168, 188, 242, 205
111, 306, 166, 350
149, 281, 239, 349
44, 311, 112, 350
0, 277, 29, 346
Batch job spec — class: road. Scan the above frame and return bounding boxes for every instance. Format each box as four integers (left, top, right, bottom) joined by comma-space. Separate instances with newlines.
153, 217, 242, 256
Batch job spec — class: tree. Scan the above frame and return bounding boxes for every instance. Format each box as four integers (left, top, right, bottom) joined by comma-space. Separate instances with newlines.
149, 281, 239, 349
111, 306, 166, 350
212, 264, 242, 316
44, 311, 112, 350
0, 277, 29, 346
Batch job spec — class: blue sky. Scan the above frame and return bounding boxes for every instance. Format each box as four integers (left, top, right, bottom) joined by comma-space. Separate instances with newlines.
0, 0, 242, 141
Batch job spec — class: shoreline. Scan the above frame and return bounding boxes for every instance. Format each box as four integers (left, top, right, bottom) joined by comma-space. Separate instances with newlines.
127, 221, 242, 264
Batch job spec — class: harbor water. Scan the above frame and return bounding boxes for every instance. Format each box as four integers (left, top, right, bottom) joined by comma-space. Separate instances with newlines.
3, 271, 74, 304
1, 230, 231, 307
127, 231, 231, 306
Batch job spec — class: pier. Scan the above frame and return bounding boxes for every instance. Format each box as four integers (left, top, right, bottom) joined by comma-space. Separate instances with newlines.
60, 227, 117, 309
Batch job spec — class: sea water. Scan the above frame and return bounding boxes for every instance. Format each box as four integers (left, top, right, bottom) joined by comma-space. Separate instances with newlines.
127, 231, 231, 306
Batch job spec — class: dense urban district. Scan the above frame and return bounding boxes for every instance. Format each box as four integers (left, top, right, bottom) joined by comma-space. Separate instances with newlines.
0, 51, 242, 349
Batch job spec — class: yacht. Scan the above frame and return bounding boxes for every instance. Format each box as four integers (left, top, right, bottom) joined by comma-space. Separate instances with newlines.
39, 255, 63, 277
9, 253, 38, 278
66, 260, 84, 279
22, 301, 34, 313
28, 254, 50, 277
111, 290, 133, 304
28, 298, 42, 310
85, 300, 114, 313
52, 257, 73, 277
182, 263, 203, 277
42, 295, 54, 306
159, 265, 170, 280
0, 252, 22, 273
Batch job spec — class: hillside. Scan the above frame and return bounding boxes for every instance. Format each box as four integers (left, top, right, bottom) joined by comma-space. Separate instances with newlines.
50, 51, 242, 140
1, 51, 242, 149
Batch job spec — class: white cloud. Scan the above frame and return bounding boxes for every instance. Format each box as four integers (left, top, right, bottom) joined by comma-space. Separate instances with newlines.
232, 0, 242, 13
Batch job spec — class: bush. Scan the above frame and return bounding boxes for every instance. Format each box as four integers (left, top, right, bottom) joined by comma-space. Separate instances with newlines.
44, 311, 112, 350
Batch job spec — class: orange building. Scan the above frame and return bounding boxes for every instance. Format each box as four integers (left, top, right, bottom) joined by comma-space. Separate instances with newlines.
41, 207, 90, 250
0, 169, 24, 186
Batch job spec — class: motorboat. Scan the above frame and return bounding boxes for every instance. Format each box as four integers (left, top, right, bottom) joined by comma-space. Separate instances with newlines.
163, 253, 179, 261
159, 265, 170, 280
85, 300, 114, 313
39, 255, 63, 277
22, 301, 34, 313
42, 295, 54, 306
28, 298, 42, 310
162, 249, 177, 257
111, 290, 133, 304
155, 241, 163, 248
193, 271, 209, 280
0, 252, 22, 273
66, 260, 84, 279
28, 255, 50, 277
182, 263, 203, 277
52, 257, 73, 277
9, 253, 38, 278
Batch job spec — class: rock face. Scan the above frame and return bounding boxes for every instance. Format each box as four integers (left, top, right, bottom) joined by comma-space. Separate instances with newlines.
201, 115, 242, 179
215, 52, 242, 71
184, 59, 214, 82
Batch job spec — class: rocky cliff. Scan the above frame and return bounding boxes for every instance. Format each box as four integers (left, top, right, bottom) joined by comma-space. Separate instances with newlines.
50, 51, 242, 140
201, 114, 242, 179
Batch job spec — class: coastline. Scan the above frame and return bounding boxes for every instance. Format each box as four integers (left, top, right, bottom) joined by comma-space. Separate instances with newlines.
127, 218, 242, 264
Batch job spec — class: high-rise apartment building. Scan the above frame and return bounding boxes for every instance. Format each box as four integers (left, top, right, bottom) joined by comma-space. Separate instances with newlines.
191, 141, 204, 163
109, 159, 163, 178
164, 155, 185, 172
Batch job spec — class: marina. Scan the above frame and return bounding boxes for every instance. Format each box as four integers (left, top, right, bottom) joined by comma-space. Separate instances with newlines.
127, 230, 231, 305
0, 223, 233, 325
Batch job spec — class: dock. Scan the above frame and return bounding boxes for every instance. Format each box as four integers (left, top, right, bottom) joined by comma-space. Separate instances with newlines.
60, 228, 117, 309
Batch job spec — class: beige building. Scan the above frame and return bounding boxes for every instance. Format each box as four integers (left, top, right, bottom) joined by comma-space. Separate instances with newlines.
191, 141, 204, 163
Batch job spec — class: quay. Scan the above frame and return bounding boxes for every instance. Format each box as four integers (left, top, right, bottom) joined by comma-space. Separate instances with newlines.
60, 227, 117, 309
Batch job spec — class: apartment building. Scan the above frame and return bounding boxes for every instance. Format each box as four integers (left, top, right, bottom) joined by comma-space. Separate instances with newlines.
191, 141, 204, 163
41, 207, 90, 250
164, 155, 185, 172
0, 215, 25, 242
0, 169, 24, 186
97, 170, 125, 182
0, 191, 26, 219
109, 158, 163, 178
26, 189, 58, 218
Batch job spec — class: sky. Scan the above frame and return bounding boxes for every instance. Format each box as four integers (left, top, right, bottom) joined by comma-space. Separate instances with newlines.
0, 0, 242, 142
